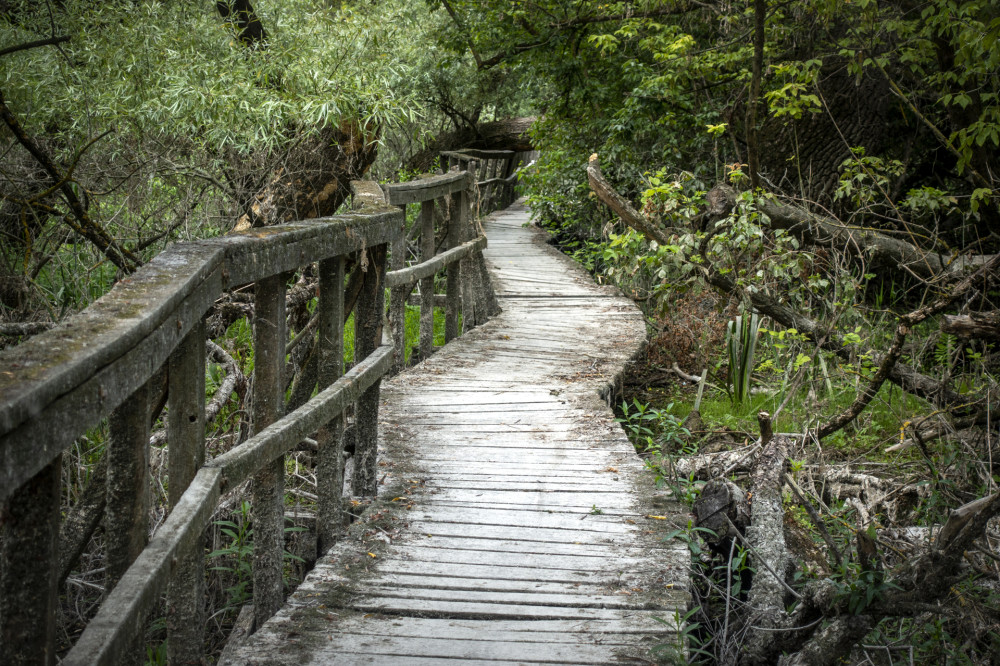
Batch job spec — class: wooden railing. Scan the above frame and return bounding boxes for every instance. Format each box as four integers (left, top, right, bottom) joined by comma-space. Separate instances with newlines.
0, 163, 499, 665
441, 149, 537, 215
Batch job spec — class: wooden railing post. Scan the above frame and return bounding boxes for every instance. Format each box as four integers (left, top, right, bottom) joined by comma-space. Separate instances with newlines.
445, 190, 461, 342
166, 321, 207, 664
105, 381, 152, 664
0, 458, 61, 665
106, 381, 152, 590
419, 199, 436, 360
316, 255, 345, 552
252, 273, 286, 630
389, 205, 407, 373
458, 176, 478, 332
352, 245, 386, 497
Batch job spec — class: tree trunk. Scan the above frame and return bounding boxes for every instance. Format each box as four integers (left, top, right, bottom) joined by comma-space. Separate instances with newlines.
746, 0, 765, 189
406, 117, 535, 172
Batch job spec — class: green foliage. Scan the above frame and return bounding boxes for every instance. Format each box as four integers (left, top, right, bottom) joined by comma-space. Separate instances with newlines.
1, 1, 413, 152
401, 303, 459, 364
208, 501, 307, 613
725, 311, 760, 406
208, 502, 255, 611
617, 398, 690, 456
834, 566, 901, 616
617, 398, 701, 503
650, 605, 715, 663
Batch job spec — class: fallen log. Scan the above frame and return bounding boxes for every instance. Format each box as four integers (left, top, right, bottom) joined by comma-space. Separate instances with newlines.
743, 412, 794, 666
941, 311, 1000, 340
705, 183, 997, 281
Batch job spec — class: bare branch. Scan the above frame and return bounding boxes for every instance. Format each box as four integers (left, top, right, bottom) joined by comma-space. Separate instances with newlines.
0, 35, 70, 58
0, 89, 139, 273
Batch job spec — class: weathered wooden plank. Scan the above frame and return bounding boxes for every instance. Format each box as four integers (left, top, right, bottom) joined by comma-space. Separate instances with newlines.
223, 199, 688, 665
411, 505, 638, 529
216, 209, 399, 287
252, 273, 286, 629
0, 458, 60, 665
317, 254, 346, 552
333, 615, 669, 637
298, 633, 638, 663
364, 559, 619, 585
418, 199, 435, 360
415, 463, 621, 476
393, 396, 563, 407
354, 242, 386, 496
0, 245, 223, 501
365, 573, 618, 595
166, 322, 206, 665
389, 204, 408, 373
418, 497, 638, 515
405, 521, 636, 544
350, 597, 658, 621
394, 402, 568, 413
356, 585, 651, 610
424, 479, 624, 492
389, 535, 632, 557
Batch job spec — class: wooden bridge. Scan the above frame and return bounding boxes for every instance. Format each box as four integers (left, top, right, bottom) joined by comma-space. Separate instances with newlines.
0, 150, 688, 665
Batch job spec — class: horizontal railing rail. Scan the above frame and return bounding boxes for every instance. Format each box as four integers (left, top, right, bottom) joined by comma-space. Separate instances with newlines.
0, 159, 504, 665
381, 168, 499, 372
440, 149, 538, 214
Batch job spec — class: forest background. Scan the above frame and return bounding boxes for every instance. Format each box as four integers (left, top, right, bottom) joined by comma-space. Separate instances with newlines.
1, 0, 999, 664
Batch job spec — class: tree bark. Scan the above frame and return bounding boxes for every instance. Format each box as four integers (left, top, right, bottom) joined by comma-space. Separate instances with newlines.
743, 412, 793, 665
692, 478, 749, 548
747, 0, 765, 189
942, 311, 1000, 340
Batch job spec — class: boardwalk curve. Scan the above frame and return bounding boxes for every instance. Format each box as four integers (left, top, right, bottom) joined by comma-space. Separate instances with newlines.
224, 201, 690, 664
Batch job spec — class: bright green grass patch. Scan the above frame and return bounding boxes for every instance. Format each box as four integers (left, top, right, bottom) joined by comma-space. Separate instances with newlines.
401, 303, 459, 364
650, 379, 932, 460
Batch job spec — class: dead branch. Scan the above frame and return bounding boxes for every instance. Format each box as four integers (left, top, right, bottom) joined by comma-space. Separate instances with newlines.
784, 472, 843, 568
0, 88, 139, 273
206, 340, 248, 425
586, 155, 670, 246
942, 311, 1000, 340
818, 253, 1000, 438
704, 183, 996, 281
0, 322, 54, 337
149, 340, 246, 448
57, 461, 107, 586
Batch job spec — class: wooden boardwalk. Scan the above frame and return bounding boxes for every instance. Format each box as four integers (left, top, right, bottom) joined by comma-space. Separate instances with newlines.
223, 202, 690, 665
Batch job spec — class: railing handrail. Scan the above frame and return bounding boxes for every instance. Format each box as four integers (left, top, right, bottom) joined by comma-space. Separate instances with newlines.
382, 170, 470, 206
0, 159, 507, 666
440, 149, 537, 215
0, 209, 399, 501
